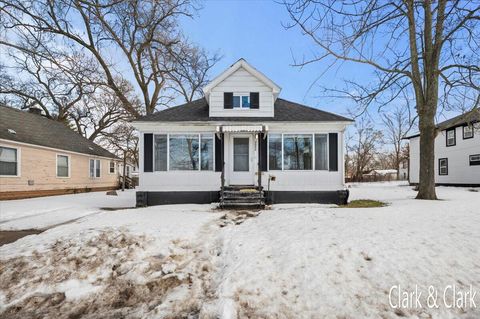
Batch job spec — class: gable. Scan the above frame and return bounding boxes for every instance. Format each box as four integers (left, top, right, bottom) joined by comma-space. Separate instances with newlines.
211, 67, 272, 93
203, 59, 281, 98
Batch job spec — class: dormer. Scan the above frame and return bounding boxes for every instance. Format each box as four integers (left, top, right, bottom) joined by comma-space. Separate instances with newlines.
203, 59, 281, 118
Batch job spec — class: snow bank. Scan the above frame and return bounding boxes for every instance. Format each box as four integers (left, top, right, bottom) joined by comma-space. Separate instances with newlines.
0, 190, 136, 230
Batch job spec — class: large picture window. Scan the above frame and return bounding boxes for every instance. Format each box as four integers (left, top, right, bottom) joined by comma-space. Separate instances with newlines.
0, 146, 18, 176
56, 155, 69, 177
283, 134, 313, 170
169, 134, 199, 170
268, 134, 282, 170
153, 134, 214, 171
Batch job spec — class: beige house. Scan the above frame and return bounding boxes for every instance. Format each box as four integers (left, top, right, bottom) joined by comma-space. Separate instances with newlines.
0, 106, 120, 200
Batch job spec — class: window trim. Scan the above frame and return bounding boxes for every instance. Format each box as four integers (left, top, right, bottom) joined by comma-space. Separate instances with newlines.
438, 158, 448, 175
469, 154, 480, 166
462, 125, 474, 140
232, 93, 251, 109
56, 153, 70, 178
267, 133, 330, 172
0, 145, 21, 177
109, 160, 116, 174
153, 133, 215, 172
89, 158, 101, 178
446, 128, 456, 147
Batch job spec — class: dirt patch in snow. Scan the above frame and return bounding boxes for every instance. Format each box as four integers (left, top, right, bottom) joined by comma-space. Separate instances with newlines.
0, 230, 43, 246
0, 230, 204, 319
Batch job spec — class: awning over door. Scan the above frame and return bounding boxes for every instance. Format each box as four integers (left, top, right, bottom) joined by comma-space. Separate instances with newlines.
216, 125, 268, 133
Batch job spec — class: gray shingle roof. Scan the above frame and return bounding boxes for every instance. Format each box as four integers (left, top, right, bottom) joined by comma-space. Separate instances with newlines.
135, 98, 353, 122
405, 108, 480, 139
0, 106, 117, 158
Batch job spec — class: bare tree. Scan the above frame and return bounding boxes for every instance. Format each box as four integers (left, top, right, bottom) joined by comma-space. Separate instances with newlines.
380, 105, 415, 179
168, 46, 222, 102
70, 83, 140, 141
283, 0, 480, 199
0, 46, 100, 121
1, 0, 219, 116
346, 115, 383, 182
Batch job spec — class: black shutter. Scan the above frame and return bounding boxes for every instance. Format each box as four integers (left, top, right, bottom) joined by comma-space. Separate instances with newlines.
215, 134, 223, 172
224, 92, 233, 109
258, 133, 268, 171
250, 92, 259, 109
144, 133, 153, 172
329, 133, 338, 171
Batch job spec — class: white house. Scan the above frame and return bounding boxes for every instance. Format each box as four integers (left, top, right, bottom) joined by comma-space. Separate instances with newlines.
406, 109, 480, 186
133, 59, 353, 207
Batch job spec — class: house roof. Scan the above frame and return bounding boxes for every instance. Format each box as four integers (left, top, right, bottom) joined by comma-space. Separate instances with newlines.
404, 108, 480, 139
202, 59, 281, 99
135, 97, 353, 123
0, 105, 117, 158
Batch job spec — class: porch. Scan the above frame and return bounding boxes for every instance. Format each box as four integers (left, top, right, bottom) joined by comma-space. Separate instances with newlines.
215, 125, 267, 208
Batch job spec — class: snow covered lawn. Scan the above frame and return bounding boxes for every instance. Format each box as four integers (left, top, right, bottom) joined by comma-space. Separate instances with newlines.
1, 182, 479, 318
0, 190, 136, 230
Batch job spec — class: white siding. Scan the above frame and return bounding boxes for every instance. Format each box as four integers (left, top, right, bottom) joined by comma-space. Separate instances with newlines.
409, 124, 480, 184
209, 67, 274, 117
137, 123, 347, 192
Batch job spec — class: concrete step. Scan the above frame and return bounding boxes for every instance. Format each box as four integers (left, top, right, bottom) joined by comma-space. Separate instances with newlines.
222, 191, 264, 198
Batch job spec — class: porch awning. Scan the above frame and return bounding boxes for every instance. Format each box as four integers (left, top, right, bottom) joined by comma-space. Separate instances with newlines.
216, 125, 268, 133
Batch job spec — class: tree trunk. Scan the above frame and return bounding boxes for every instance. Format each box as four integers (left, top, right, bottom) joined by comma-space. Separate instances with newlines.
416, 110, 437, 199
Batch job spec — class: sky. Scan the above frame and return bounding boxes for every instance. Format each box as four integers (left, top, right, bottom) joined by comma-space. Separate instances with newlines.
180, 0, 368, 120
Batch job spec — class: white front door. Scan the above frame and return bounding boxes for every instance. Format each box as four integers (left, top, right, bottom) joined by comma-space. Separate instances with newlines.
229, 134, 255, 185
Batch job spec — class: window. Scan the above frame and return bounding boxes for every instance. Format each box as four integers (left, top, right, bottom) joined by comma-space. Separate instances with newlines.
200, 134, 213, 170
154, 135, 167, 171
169, 134, 199, 170
283, 134, 312, 170
268, 134, 282, 170
233, 137, 249, 171
314, 134, 328, 170
463, 125, 474, 139
439, 158, 448, 175
470, 154, 480, 166
89, 159, 101, 178
0, 146, 18, 176
109, 161, 115, 174
154, 134, 214, 171
446, 128, 456, 146
56, 155, 69, 177
233, 93, 250, 108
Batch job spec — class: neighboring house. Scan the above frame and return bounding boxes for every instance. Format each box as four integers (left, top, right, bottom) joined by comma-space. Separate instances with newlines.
399, 159, 408, 180
119, 162, 139, 178
0, 106, 120, 199
406, 109, 480, 186
363, 169, 398, 181
133, 59, 353, 207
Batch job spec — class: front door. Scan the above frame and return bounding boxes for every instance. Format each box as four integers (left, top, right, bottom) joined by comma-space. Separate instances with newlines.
229, 134, 255, 185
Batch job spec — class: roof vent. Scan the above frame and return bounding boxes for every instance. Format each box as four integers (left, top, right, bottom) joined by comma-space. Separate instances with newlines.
7, 129, 16, 135
28, 107, 42, 115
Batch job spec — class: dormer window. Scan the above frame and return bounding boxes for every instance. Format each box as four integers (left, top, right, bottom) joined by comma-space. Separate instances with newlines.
233, 93, 250, 108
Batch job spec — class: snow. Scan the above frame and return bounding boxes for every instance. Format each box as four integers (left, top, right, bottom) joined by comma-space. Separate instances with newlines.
0, 190, 136, 230
1, 182, 479, 318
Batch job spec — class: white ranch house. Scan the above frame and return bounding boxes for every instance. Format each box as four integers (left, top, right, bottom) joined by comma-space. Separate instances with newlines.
133, 59, 353, 207
406, 109, 480, 187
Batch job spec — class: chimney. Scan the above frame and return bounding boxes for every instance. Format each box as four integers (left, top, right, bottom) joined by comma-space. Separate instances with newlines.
28, 107, 42, 115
